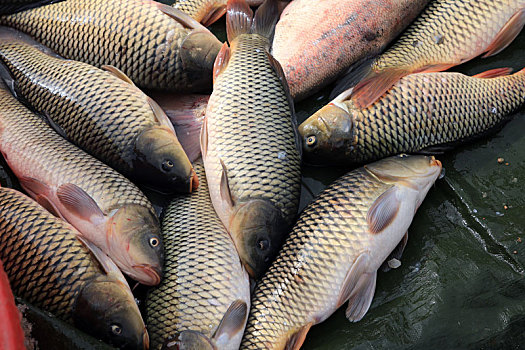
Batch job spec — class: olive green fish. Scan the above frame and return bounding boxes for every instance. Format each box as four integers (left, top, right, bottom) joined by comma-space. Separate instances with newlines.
201, 0, 302, 279
0, 0, 222, 92
0, 27, 197, 193
344, 0, 525, 108
146, 161, 250, 350
301, 68, 525, 166
0, 187, 148, 350
241, 155, 442, 350
0, 80, 163, 286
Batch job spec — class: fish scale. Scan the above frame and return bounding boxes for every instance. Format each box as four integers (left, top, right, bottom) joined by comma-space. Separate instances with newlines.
0, 40, 156, 173
347, 0, 525, 107
0, 0, 220, 91
302, 69, 525, 165
242, 156, 442, 350
207, 35, 300, 221
0, 188, 105, 322
373, 0, 521, 70
241, 169, 387, 350
0, 84, 152, 212
146, 162, 250, 350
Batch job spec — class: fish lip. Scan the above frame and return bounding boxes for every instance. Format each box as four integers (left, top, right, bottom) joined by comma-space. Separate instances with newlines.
190, 169, 199, 192
132, 264, 162, 286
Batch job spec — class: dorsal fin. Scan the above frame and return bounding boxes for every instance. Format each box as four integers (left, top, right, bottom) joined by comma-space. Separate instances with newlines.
102, 65, 135, 85
472, 67, 512, 79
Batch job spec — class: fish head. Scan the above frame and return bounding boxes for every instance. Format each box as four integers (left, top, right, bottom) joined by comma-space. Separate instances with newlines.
230, 199, 287, 279
107, 204, 164, 286
298, 103, 354, 165
365, 154, 443, 206
133, 125, 198, 193
74, 276, 149, 350
162, 331, 215, 350
180, 30, 222, 91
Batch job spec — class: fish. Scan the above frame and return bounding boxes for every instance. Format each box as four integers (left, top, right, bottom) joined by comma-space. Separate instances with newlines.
146, 161, 250, 350
0, 259, 25, 350
0, 80, 164, 286
241, 154, 442, 350
0, 0, 222, 92
0, 28, 198, 194
201, 0, 302, 279
151, 92, 210, 163
300, 67, 525, 166
172, 0, 285, 25
271, 0, 429, 101
0, 187, 148, 350
345, 0, 525, 108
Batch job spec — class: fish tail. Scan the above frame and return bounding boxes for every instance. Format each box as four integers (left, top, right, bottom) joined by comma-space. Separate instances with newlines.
226, 0, 279, 42
350, 67, 410, 109
251, 0, 279, 39
226, 0, 254, 42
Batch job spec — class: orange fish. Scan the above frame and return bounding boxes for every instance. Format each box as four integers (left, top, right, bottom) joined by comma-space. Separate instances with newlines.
272, 0, 428, 101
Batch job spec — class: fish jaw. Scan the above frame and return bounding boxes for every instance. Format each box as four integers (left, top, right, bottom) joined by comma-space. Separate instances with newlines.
229, 199, 288, 279
104, 205, 164, 286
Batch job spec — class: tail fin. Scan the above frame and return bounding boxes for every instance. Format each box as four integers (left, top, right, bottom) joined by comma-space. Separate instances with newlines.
226, 0, 279, 42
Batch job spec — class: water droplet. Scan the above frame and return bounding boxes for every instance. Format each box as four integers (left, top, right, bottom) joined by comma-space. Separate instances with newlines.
278, 151, 287, 159
491, 106, 497, 114
473, 209, 477, 213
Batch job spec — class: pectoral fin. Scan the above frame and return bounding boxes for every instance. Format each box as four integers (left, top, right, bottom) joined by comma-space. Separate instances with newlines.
147, 96, 177, 134
367, 186, 400, 234
202, 5, 227, 27
381, 231, 408, 272
56, 183, 105, 222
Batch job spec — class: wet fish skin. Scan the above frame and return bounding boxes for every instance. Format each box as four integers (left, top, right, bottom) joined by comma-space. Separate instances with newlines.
146, 162, 250, 350
0, 81, 164, 286
272, 0, 429, 100
348, 0, 525, 107
202, 0, 302, 279
0, 0, 222, 92
0, 28, 197, 193
0, 187, 148, 350
172, 0, 281, 25
300, 68, 525, 166
241, 155, 442, 350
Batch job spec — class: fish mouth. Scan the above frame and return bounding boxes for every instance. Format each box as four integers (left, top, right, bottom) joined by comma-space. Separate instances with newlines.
430, 156, 442, 168
190, 169, 199, 192
132, 264, 163, 286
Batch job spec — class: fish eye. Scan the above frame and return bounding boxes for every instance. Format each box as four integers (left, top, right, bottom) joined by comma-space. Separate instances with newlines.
257, 238, 269, 251
162, 159, 174, 171
111, 324, 122, 335
149, 237, 160, 247
305, 135, 317, 147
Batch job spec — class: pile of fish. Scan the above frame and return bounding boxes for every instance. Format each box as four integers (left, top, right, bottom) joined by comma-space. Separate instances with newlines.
0, 0, 522, 349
